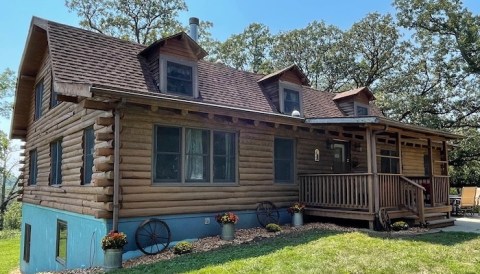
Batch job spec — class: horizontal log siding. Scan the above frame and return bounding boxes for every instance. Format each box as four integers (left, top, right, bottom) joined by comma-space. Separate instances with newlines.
21, 50, 112, 218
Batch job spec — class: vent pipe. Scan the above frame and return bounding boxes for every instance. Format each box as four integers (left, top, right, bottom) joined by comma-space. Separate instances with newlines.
189, 17, 199, 42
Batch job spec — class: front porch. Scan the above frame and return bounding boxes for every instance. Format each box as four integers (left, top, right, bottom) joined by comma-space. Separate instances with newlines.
298, 117, 459, 229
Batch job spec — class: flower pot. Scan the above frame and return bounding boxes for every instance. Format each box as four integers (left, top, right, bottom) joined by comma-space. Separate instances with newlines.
292, 212, 303, 227
104, 248, 123, 272
221, 223, 235, 240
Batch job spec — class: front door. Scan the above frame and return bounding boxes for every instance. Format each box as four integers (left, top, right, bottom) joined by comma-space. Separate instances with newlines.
333, 142, 350, 173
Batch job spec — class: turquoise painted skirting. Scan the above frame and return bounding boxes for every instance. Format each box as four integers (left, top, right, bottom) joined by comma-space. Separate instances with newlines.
20, 204, 291, 273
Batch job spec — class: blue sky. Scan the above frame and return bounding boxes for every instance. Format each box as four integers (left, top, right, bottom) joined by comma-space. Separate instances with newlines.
1, 0, 480, 134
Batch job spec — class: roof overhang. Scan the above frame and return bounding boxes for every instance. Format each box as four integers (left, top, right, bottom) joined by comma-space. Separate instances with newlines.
10, 17, 49, 139
305, 116, 463, 140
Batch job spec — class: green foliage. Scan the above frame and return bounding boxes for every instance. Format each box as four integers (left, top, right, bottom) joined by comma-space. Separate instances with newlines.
0, 233, 20, 273
116, 231, 480, 274
3, 202, 21, 230
66, 0, 188, 44
265, 223, 281, 232
173, 241, 193, 254
0, 229, 20, 240
391, 221, 409, 231
101, 230, 127, 250
0, 68, 14, 118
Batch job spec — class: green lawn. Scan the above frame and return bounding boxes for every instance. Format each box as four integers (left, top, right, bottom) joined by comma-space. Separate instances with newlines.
0, 230, 20, 274
117, 230, 480, 274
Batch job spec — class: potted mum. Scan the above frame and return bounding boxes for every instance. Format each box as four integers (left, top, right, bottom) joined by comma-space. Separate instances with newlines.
102, 230, 127, 271
288, 202, 305, 227
216, 212, 239, 240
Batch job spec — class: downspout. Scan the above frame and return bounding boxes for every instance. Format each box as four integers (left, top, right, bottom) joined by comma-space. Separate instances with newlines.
113, 100, 124, 231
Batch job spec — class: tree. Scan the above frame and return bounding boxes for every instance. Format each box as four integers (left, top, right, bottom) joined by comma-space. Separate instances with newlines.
0, 131, 19, 230
217, 23, 273, 73
394, 0, 480, 74
0, 69, 15, 118
66, 0, 188, 45
270, 21, 346, 91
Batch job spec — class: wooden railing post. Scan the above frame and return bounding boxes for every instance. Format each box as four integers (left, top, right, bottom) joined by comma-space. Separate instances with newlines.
417, 188, 425, 224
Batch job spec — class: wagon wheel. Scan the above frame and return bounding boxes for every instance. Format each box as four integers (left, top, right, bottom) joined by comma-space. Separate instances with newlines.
135, 218, 171, 255
256, 201, 279, 227
378, 208, 391, 231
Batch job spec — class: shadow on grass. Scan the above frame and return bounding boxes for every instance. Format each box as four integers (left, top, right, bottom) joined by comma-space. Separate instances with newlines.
114, 230, 343, 274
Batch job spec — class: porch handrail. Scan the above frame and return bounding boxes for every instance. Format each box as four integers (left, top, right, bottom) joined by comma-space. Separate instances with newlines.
399, 176, 426, 191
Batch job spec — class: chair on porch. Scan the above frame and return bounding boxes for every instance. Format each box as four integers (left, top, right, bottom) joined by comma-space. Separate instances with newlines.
459, 187, 478, 216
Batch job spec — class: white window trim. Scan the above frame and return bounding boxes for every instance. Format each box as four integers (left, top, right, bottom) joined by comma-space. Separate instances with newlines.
353, 102, 370, 116
159, 55, 199, 98
279, 81, 303, 116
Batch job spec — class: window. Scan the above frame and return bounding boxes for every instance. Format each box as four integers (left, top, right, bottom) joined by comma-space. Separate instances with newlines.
354, 103, 369, 116
34, 79, 44, 120
160, 57, 197, 97
23, 223, 31, 263
82, 126, 94, 185
274, 138, 295, 183
56, 220, 67, 264
279, 82, 302, 115
380, 150, 399, 174
50, 73, 59, 108
424, 154, 431, 176
153, 126, 237, 184
29, 149, 38, 186
50, 139, 62, 185
213, 132, 236, 182
185, 128, 210, 182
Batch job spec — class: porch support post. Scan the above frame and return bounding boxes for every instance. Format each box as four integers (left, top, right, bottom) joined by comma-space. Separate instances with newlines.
366, 127, 374, 229
371, 131, 379, 214
428, 138, 435, 206
397, 132, 403, 174
443, 141, 450, 211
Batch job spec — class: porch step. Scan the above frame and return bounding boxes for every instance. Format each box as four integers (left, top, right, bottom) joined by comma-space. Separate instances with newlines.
426, 218, 455, 229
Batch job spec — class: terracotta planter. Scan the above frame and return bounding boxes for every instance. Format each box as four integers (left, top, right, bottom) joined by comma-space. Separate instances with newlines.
104, 248, 123, 272
221, 223, 235, 240
292, 212, 303, 227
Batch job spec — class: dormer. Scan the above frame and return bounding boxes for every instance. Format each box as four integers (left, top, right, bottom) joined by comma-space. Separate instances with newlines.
139, 30, 207, 98
333, 87, 375, 116
258, 65, 309, 116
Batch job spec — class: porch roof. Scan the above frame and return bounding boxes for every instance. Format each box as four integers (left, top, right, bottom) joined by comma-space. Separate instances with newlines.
305, 116, 463, 140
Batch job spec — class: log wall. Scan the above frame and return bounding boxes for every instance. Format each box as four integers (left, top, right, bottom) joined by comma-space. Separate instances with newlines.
20, 50, 113, 218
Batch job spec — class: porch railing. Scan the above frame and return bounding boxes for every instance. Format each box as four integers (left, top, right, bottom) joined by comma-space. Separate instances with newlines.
299, 173, 370, 210
409, 176, 450, 206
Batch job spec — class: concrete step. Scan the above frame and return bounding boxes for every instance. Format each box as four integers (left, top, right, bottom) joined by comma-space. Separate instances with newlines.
426, 218, 455, 229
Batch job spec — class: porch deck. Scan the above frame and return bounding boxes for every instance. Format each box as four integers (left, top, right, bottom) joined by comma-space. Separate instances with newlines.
299, 173, 451, 227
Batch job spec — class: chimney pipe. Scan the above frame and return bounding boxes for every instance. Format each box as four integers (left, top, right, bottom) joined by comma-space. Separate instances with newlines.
189, 17, 199, 42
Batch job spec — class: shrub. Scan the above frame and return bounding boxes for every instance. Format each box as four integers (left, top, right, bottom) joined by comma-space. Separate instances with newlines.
391, 221, 409, 231
4, 202, 22, 230
266, 223, 282, 232
173, 241, 193, 254
0, 229, 20, 240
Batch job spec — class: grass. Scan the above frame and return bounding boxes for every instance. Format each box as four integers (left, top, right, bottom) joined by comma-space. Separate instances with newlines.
0, 230, 21, 274
116, 230, 480, 274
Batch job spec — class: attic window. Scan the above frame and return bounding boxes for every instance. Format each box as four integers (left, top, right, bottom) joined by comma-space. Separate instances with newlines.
354, 102, 369, 116
279, 82, 302, 116
160, 56, 198, 97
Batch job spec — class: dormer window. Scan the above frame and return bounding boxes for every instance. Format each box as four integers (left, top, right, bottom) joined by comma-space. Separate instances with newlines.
160, 56, 198, 97
354, 102, 369, 116
279, 82, 302, 116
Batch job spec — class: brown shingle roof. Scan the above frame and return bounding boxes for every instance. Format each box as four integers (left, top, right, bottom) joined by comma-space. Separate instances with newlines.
333, 87, 375, 101
43, 18, 381, 119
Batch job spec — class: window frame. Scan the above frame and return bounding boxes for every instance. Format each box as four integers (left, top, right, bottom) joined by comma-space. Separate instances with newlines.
23, 223, 31, 263
82, 126, 95, 185
354, 102, 370, 116
279, 81, 303, 116
379, 149, 400, 174
56, 220, 67, 265
29, 149, 38, 186
34, 79, 44, 121
274, 137, 296, 184
50, 139, 63, 186
49, 73, 59, 109
159, 56, 198, 98
152, 125, 238, 185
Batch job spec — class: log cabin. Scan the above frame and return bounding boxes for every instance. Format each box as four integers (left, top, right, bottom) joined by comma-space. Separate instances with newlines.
12, 17, 461, 273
